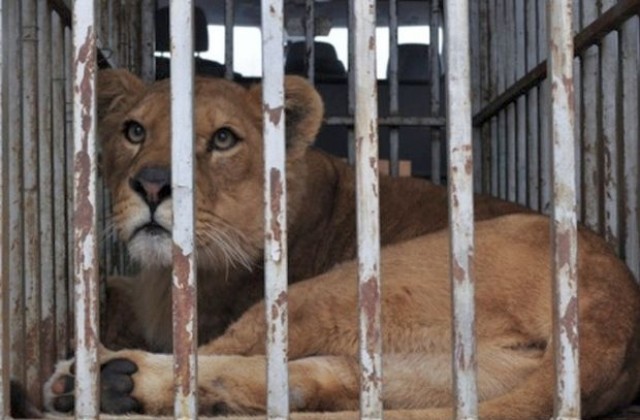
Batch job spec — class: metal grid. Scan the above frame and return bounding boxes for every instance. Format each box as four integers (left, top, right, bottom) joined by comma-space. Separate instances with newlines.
0, 0, 638, 418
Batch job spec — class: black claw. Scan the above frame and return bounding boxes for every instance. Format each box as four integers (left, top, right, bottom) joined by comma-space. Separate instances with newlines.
53, 395, 75, 413
102, 358, 138, 375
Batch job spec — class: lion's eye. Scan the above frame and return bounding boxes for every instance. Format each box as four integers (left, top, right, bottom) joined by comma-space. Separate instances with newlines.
208, 128, 239, 152
123, 120, 146, 144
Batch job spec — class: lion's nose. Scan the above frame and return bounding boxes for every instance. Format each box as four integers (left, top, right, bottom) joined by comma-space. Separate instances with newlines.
129, 166, 172, 211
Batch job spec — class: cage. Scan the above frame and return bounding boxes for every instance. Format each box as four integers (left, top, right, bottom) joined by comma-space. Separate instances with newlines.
0, 0, 639, 418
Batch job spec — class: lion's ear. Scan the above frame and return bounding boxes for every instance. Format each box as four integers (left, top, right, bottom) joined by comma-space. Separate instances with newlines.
98, 69, 146, 122
249, 76, 324, 157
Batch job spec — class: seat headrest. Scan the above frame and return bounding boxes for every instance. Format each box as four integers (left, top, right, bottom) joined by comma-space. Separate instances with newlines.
392, 44, 440, 82
285, 41, 346, 79
155, 6, 209, 53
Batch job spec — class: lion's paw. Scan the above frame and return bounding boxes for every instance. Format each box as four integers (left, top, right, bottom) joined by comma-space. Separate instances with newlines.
43, 355, 143, 415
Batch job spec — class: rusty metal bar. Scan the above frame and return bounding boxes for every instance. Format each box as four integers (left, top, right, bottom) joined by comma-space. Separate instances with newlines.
65, 24, 75, 347
38, 0, 57, 387
21, 0, 43, 406
51, 11, 70, 361
526, 0, 540, 211
621, 17, 640, 278
388, 0, 399, 177
72, 0, 100, 416
430, 1, 442, 185
580, 1, 602, 233
141, 0, 156, 82
352, 0, 382, 418
445, 0, 478, 418
548, 0, 580, 417
474, 0, 640, 128
0, 0, 10, 415
572, 1, 582, 221
224, 0, 234, 79
169, 1, 198, 417
601, 0, 620, 252
305, 0, 315, 83
8, 0, 25, 389
261, 0, 289, 418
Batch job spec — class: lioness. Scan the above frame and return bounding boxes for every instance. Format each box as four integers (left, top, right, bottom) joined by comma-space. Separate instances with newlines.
43, 70, 640, 418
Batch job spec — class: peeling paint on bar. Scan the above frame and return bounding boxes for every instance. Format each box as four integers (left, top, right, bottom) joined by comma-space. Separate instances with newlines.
169, 1, 199, 418
261, 0, 289, 418
353, 1, 383, 418
548, 1, 580, 418
445, 1, 478, 418
72, 0, 100, 416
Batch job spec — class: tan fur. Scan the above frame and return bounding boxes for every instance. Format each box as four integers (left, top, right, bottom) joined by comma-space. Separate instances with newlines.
44, 70, 640, 418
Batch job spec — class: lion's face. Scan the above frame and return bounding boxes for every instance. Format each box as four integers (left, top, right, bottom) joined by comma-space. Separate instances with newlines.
98, 70, 323, 271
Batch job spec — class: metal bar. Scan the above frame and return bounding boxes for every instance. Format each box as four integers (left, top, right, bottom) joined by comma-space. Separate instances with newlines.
141, 0, 156, 82
572, 1, 582, 222
430, 1, 442, 185
539, 0, 550, 214
601, 0, 620, 252
526, 0, 540, 211
261, 0, 289, 418
324, 116, 445, 127
547, 0, 580, 417
224, 0, 235, 79
580, 1, 602, 233
515, 1, 526, 206
470, 0, 482, 192
169, 1, 198, 418
353, 0, 382, 418
388, 0, 399, 177
497, 0, 507, 200
347, 1, 355, 165
51, 12, 70, 361
65, 24, 75, 350
445, 1, 478, 418
72, 0, 100, 416
38, 0, 57, 389
0, 0, 11, 415
505, 1, 517, 202
304, 0, 315, 83
8, 0, 25, 388
489, 0, 499, 196
21, 0, 43, 406
621, 16, 640, 278
474, 0, 640, 127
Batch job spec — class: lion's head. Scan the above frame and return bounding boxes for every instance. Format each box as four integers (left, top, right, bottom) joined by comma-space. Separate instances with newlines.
98, 70, 324, 271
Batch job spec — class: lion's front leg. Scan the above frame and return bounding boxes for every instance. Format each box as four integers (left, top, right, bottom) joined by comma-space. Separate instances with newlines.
44, 350, 360, 415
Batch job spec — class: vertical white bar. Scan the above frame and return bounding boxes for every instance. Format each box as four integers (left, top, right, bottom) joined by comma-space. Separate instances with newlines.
505, 1, 516, 203
38, 0, 57, 387
304, 0, 315, 82
224, 0, 235, 80
65, 25, 75, 344
601, 0, 620, 253
621, 17, 640, 278
51, 12, 69, 361
261, 0, 289, 418
353, 1, 382, 419
445, 1, 478, 419
538, 0, 550, 214
547, 1, 580, 418
388, 0, 399, 177
169, 1, 198, 418
72, 0, 100, 417
430, 1, 442, 185
0, 0, 11, 414
515, 1, 527, 206
21, 0, 42, 406
580, 2, 601, 232
572, 1, 582, 223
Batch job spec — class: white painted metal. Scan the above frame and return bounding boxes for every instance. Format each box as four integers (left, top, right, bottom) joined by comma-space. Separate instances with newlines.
445, 1, 478, 418
141, 0, 156, 82
430, 1, 442, 185
353, 0, 382, 418
526, 0, 539, 211
64, 26, 75, 341
169, 1, 199, 418
72, 0, 100, 416
225, 0, 235, 79
515, 1, 526, 206
388, 0, 399, 177
538, 0, 550, 214
547, 1, 580, 417
621, 16, 640, 279
261, 0, 289, 418
505, 1, 516, 203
